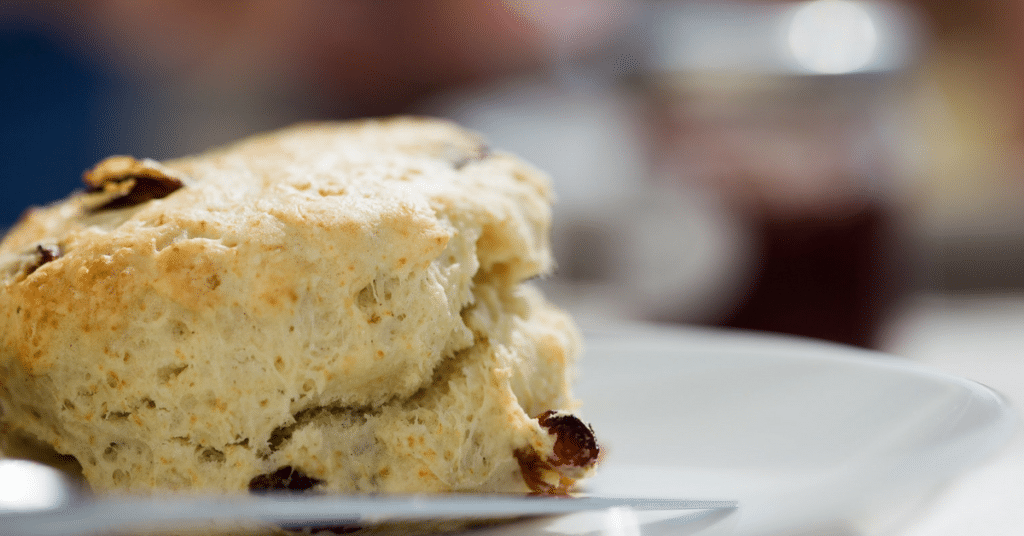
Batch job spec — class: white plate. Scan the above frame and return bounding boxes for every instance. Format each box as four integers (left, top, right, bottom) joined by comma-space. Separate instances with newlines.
481, 323, 1017, 536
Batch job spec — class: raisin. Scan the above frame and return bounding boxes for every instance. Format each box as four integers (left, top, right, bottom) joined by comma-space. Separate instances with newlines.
280, 524, 362, 534
515, 411, 601, 495
93, 177, 183, 211
82, 156, 184, 212
248, 466, 323, 493
513, 447, 567, 496
249, 467, 355, 533
25, 244, 61, 275
537, 411, 600, 469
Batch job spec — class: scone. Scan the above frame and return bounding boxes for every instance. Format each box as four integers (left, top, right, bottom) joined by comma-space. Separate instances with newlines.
0, 117, 598, 497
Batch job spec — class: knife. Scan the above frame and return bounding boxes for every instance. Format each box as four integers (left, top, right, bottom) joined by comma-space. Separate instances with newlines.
2, 492, 738, 536
0, 459, 737, 536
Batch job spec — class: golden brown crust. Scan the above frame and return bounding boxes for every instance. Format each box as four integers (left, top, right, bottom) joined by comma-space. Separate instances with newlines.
0, 117, 593, 495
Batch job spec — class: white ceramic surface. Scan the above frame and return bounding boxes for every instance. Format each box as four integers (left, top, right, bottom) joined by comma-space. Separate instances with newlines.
482, 322, 1016, 535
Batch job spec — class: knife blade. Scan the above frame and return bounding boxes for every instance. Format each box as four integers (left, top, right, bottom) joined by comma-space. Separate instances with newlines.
2, 493, 738, 536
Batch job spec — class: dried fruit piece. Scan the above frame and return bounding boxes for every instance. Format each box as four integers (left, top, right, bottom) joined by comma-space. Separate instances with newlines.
281, 524, 362, 534
250, 467, 358, 533
25, 244, 61, 275
82, 156, 184, 212
515, 411, 600, 495
248, 465, 323, 493
538, 410, 600, 469
513, 447, 568, 495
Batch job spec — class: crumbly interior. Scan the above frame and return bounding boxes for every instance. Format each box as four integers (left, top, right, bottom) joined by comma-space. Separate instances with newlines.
0, 118, 591, 497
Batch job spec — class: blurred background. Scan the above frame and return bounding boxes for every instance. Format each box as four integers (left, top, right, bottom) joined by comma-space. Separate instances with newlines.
2, 0, 1024, 352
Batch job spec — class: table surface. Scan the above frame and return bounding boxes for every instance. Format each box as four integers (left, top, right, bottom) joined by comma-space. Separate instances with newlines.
881, 293, 1024, 535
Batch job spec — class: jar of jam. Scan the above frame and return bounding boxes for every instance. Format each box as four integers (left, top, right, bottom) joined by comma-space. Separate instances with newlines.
638, 0, 921, 348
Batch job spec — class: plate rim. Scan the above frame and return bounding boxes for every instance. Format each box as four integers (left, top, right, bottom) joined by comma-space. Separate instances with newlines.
573, 321, 1019, 534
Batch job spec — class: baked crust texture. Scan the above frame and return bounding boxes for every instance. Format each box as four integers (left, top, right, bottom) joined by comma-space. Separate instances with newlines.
0, 117, 593, 495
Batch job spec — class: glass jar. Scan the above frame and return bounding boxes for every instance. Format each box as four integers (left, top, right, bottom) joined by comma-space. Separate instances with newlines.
638, 0, 921, 348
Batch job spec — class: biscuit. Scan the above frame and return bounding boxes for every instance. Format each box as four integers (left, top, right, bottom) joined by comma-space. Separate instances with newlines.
0, 117, 597, 498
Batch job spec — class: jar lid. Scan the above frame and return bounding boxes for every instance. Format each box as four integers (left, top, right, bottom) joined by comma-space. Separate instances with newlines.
642, 0, 921, 81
